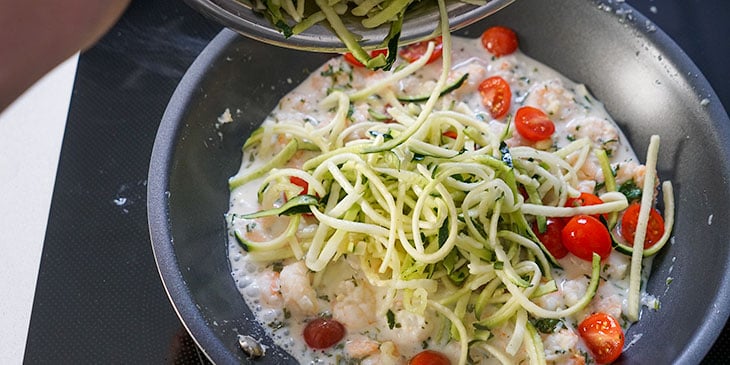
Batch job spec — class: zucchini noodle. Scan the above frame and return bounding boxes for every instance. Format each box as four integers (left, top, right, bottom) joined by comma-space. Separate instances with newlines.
252, 0, 486, 70
627, 135, 661, 322
228, 6, 673, 363
429, 300, 469, 365
478, 343, 514, 364
525, 322, 546, 365
643, 181, 675, 256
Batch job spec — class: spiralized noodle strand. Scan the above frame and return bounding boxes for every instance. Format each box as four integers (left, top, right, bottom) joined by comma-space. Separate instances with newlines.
627, 135, 661, 321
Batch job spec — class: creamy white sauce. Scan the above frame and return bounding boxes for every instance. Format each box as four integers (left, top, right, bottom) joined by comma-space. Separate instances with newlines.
226, 35, 654, 364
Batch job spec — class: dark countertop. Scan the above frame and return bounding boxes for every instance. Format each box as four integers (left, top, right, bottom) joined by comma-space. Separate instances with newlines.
22, 0, 730, 363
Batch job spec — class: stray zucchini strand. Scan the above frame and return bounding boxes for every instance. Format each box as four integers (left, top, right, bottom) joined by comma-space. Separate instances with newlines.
627, 135, 661, 322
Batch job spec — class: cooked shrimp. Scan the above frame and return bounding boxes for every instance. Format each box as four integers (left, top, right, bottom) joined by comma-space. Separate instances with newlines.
279, 261, 318, 316
603, 253, 629, 281
345, 336, 381, 359
564, 152, 602, 193
524, 79, 579, 122
360, 341, 402, 365
614, 160, 646, 187
590, 286, 623, 321
534, 290, 565, 312
238, 214, 289, 242
256, 269, 283, 307
565, 116, 620, 155
386, 309, 433, 352
505, 132, 554, 151
450, 64, 487, 98
562, 278, 589, 307
563, 353, 588, 365
399, 77, 438, 99
542, 328, 579, 363
332, 279, 377, 331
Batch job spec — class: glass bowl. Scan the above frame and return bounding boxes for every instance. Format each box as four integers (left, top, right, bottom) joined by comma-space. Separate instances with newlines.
182, 0, 515, 52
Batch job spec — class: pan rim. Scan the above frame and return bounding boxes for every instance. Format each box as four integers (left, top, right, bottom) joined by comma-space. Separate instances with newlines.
148, 29, 244, 365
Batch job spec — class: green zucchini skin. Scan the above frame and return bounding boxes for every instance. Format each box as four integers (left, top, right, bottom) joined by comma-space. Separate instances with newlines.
397, 73, 469, 103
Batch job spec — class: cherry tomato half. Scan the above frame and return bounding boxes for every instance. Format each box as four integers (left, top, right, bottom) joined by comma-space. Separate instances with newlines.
409, 350, 451, 365
533, 218, 569, 259
400, 36, 443, 64
290, 176, 309, 195
517, 186, 529, 201
303, 318, 346, 349
565, 192, 606, 221
344, 49, 389, 67
442, 130, 458, 139
578, 312, 625, 364
561, 215, 612, 261
565, 192, 603, 209
478, 76, 512, 119
514, 106, 555, 141
620, 203, 665, 248
480, 26, 518, 57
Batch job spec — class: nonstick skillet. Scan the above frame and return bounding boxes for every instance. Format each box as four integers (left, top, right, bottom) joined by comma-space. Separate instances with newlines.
148, 0, 730, 363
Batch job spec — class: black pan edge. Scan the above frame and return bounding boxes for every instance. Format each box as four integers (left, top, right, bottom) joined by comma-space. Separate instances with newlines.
606, 2, 730, 363
148, 29, 242, 365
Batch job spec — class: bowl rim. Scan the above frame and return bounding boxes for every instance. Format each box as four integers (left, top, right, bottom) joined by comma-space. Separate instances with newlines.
180, 0, 515, 51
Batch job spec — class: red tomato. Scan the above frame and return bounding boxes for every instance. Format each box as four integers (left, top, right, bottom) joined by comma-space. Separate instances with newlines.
289, 176, 309, 195
517, 186, 529, 201
514, 106, 555, 141
442, 130, 458, 139
565, 192, 603, 208
303, 318, 345, 349
565, 192, 606, 221
400, 36, 443, 64
561, 215, 612, 261
478, 76, 512, 119
344, 49, 389, 67
480, 26, 518, 57
409, 350, 451, 365
620, 203, 665, 248
578, 312, 625, 364
533, 218, 569, 259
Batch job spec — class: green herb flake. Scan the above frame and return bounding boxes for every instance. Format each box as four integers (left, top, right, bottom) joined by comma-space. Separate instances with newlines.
386, 309, 396, 329
618, 180, 642, 203
533, 318, 562, 334
320, 66, 336, 77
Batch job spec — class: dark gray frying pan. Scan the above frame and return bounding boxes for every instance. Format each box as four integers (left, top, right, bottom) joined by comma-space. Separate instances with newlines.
148, 0, 730, 363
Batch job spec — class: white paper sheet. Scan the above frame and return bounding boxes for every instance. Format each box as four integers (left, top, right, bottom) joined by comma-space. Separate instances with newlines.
0, 54, 78, 365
